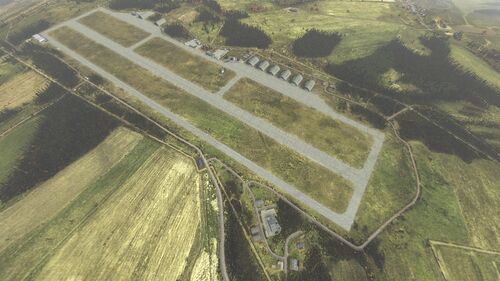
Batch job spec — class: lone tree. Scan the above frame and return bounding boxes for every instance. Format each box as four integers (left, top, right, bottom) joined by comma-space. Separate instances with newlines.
292, 29, 341, 57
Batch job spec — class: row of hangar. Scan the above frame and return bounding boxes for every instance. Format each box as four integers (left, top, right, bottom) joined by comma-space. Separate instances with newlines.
246, 56, 316, 92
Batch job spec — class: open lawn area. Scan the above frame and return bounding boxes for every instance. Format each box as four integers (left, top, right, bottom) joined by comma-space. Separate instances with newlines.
0, 127, 141, 252
0, 71, 48, 109
50, 26, 354, 214
224, 78, 372, 168
79, 11, 150, 47
135, 37, 235, 92
239, 0, 421, 63
0, 117, 40, 189
431, 242, 500, 281
35, 146, 201, 281
450, 42, 500, 90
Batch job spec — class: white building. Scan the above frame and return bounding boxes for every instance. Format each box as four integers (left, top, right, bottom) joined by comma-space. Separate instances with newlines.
32, 34, 47, 43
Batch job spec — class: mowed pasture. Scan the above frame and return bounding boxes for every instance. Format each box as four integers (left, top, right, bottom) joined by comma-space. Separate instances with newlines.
0, 127, 141, 252
135, 37, 236, 92
0, 71, 48, 109
432, 243, 500, 281
50, 26, 354, 213
36, 147, 201, 281
224, 78, 372, 168
78, 11, 150, 47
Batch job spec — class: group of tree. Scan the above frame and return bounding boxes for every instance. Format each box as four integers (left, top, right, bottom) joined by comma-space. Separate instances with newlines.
292, 29, 341, 57
109, 0, 180, 13
163, 22, 191, 39
220, 19, 271, 48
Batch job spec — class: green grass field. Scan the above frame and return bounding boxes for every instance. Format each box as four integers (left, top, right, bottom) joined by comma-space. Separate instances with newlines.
450, 42, 500, 90
135, 37, 235, 92
224, 78, 372, 168
351, 133, 416, 239
432, 243, 500, 281
50, 26, 354, 214
239, 1, 421, 63
0, 117, 39, 190
78, 11, 150, 47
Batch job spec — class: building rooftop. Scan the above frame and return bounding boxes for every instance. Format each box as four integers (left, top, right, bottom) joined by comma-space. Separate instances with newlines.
258, 60, 270, 71
304, 80, 316, 91
260, 208, 281, 238
290, 259, 299, 271
280, 69, 291, 80
247, 56, 260, 66
291, 74, 303, 86
213, 49, 229, 60
268, 65, 280, 76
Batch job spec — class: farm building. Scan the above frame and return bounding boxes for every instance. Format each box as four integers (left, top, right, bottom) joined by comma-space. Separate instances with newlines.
268, 65, 280, 76
304, 80, 316, 91
155, 18, 166, 26
32, 34, 47, 43
247, 56, 260, 67
213, 49, 229, 60
291, 74, 303, 86
280, 69, 291, 80
185, 39, 202, 49
260, 208, 281, 238
258, 60, 270, 71
290, 259, 299, 271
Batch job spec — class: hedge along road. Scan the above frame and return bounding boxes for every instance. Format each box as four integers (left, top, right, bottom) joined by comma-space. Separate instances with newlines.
42, 8, 385, 231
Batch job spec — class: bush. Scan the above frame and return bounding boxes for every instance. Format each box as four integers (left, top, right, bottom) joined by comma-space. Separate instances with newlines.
292, 29, 341, 58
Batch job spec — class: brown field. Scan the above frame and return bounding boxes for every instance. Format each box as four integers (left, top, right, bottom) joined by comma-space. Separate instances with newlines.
0, 127, 141, 252
35, 147, 201, 281
0, 71, 48, 109
78, 11, 150, 47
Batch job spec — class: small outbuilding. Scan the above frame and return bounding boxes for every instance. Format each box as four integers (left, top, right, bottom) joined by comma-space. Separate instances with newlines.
304, 80, 316, 91
155, 18, 166, 26
291, 74, 303, 86
280, 69, 291, 81
290, 259, 299, 271
255, 199, 265, 208
268, 65, 280, 76
247, 56, 260, 67
258, 60, 270, 71
213, 48, 229, 60
185, 39, 202, 49
32, 34, 47, 43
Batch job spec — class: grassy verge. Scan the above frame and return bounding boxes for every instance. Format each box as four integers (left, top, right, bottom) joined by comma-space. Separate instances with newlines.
0, 117, 40, 188
78, 11, 150, 47
135, 37, 235, 92
50, 26, 354, 213
0, 138, 159, 281
224, 78, 372, 168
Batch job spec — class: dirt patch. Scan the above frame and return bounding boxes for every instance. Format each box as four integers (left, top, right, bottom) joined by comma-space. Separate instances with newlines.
0, 127, 141, 252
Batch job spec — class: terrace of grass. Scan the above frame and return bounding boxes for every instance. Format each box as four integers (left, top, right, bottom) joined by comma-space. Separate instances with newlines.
135, 37, 236, 92
50, 26, 354, 214
78, 11, 150, 47
225, 78, 373, 168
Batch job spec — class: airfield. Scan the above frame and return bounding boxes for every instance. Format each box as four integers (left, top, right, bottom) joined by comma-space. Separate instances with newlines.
42, 7, 385, 231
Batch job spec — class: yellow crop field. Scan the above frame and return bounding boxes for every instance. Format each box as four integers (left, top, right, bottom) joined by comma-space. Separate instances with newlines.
0, 71, 48, 109
0, 127, 141, 252
190, 238, 219, 281
35, 147, 201, 281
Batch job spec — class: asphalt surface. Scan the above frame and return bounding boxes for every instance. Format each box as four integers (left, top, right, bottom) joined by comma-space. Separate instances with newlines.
43, 7, 385, 231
